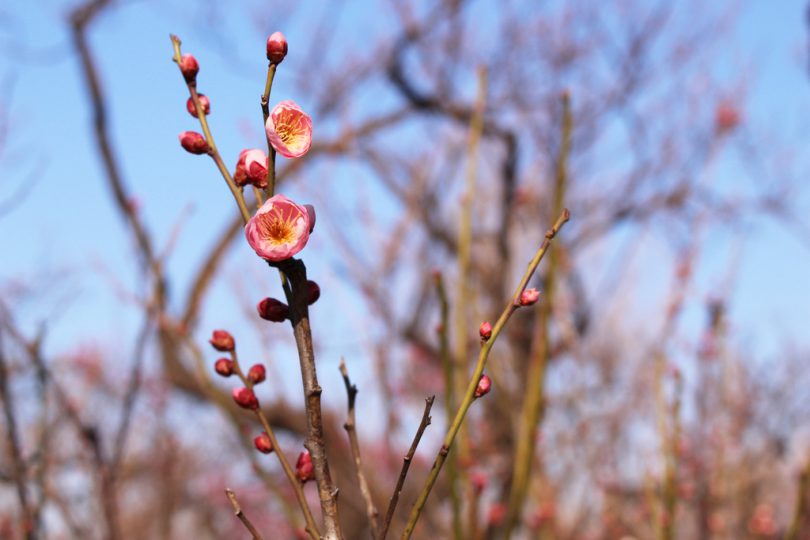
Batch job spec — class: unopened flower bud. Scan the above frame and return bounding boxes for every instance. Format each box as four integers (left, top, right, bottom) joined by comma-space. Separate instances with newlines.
214, 358, 234, 377
209, 329, 235, 352
474, 374, 492, 398
266, 32, 288, 64
247, 364, 266, 384
179, 53, 199, 82
306, 280, 320, 305
254, 432, 273, 454
257, 298, 289, 322
479, 321, 492, 341
296, 449, 314, 483
208, 330, 236, 352
186, 94, 210, 118
232, 387, 259, 410
179, 131, 209, 154
518, 288, 541, 306
233, 149, 268, 189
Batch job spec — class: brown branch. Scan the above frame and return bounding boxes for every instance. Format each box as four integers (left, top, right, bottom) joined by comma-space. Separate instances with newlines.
225, 488, 265, 540
379, 396, 435, 540
339, 359, 380, 539
0, 332, 36, 540
276, 258, 342, 539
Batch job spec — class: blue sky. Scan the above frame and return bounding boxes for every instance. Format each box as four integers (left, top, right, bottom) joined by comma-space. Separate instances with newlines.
1, 0, 808, 418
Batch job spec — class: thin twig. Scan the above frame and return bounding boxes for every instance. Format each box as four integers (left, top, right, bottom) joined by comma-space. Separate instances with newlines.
225, 488, 265, 540
400, 208, 571, 539
339, 359, 380, 539
228, 346, 321, 540
379, 396, 435, 540
169, 35, 251, 224
260, 63, 278, 196
503, 91, 571, 539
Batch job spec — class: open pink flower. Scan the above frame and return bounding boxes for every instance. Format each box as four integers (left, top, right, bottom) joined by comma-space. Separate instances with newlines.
265, 100, 312, 158
245, 194, 313, 261
233, 149, 269, 189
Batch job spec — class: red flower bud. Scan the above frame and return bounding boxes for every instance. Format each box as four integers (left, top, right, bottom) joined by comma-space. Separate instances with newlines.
266, 31, 288, 64
474, 374, 492, 398
209, 329, 235, 352
214, 358, 234, 377
257, 298, 289, 322
479, 321, 492, 341
254, 432, 273, 454
186, 94, 210, 118
179, 53, 199, 82
179, 131, 209, 155
232, 387, 259, 410
247, 364, 266, 384
295, 449, 314, 483
306, 280, 320, 305
233, 149, 269, 189
518, 288, 541, 306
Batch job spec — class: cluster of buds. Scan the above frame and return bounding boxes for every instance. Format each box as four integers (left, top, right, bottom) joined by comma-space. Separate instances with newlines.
207, 331, 267, 410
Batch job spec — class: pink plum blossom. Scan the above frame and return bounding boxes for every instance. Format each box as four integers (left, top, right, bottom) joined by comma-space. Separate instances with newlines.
245, 194, 313, 261
265, 100, 312, 158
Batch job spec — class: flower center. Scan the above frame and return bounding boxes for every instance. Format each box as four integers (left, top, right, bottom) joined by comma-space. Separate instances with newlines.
258, 210, 297, 245
276, 114, 302, 146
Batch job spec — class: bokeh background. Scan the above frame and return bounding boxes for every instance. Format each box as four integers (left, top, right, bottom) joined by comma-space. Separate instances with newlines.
1, 1, 809, 538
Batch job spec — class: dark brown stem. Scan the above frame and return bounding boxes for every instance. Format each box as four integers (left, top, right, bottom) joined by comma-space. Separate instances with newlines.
378, 396, 435, 540
225, 488, 265, 540
277, 258, 343, 540
339, 359, 380, 539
